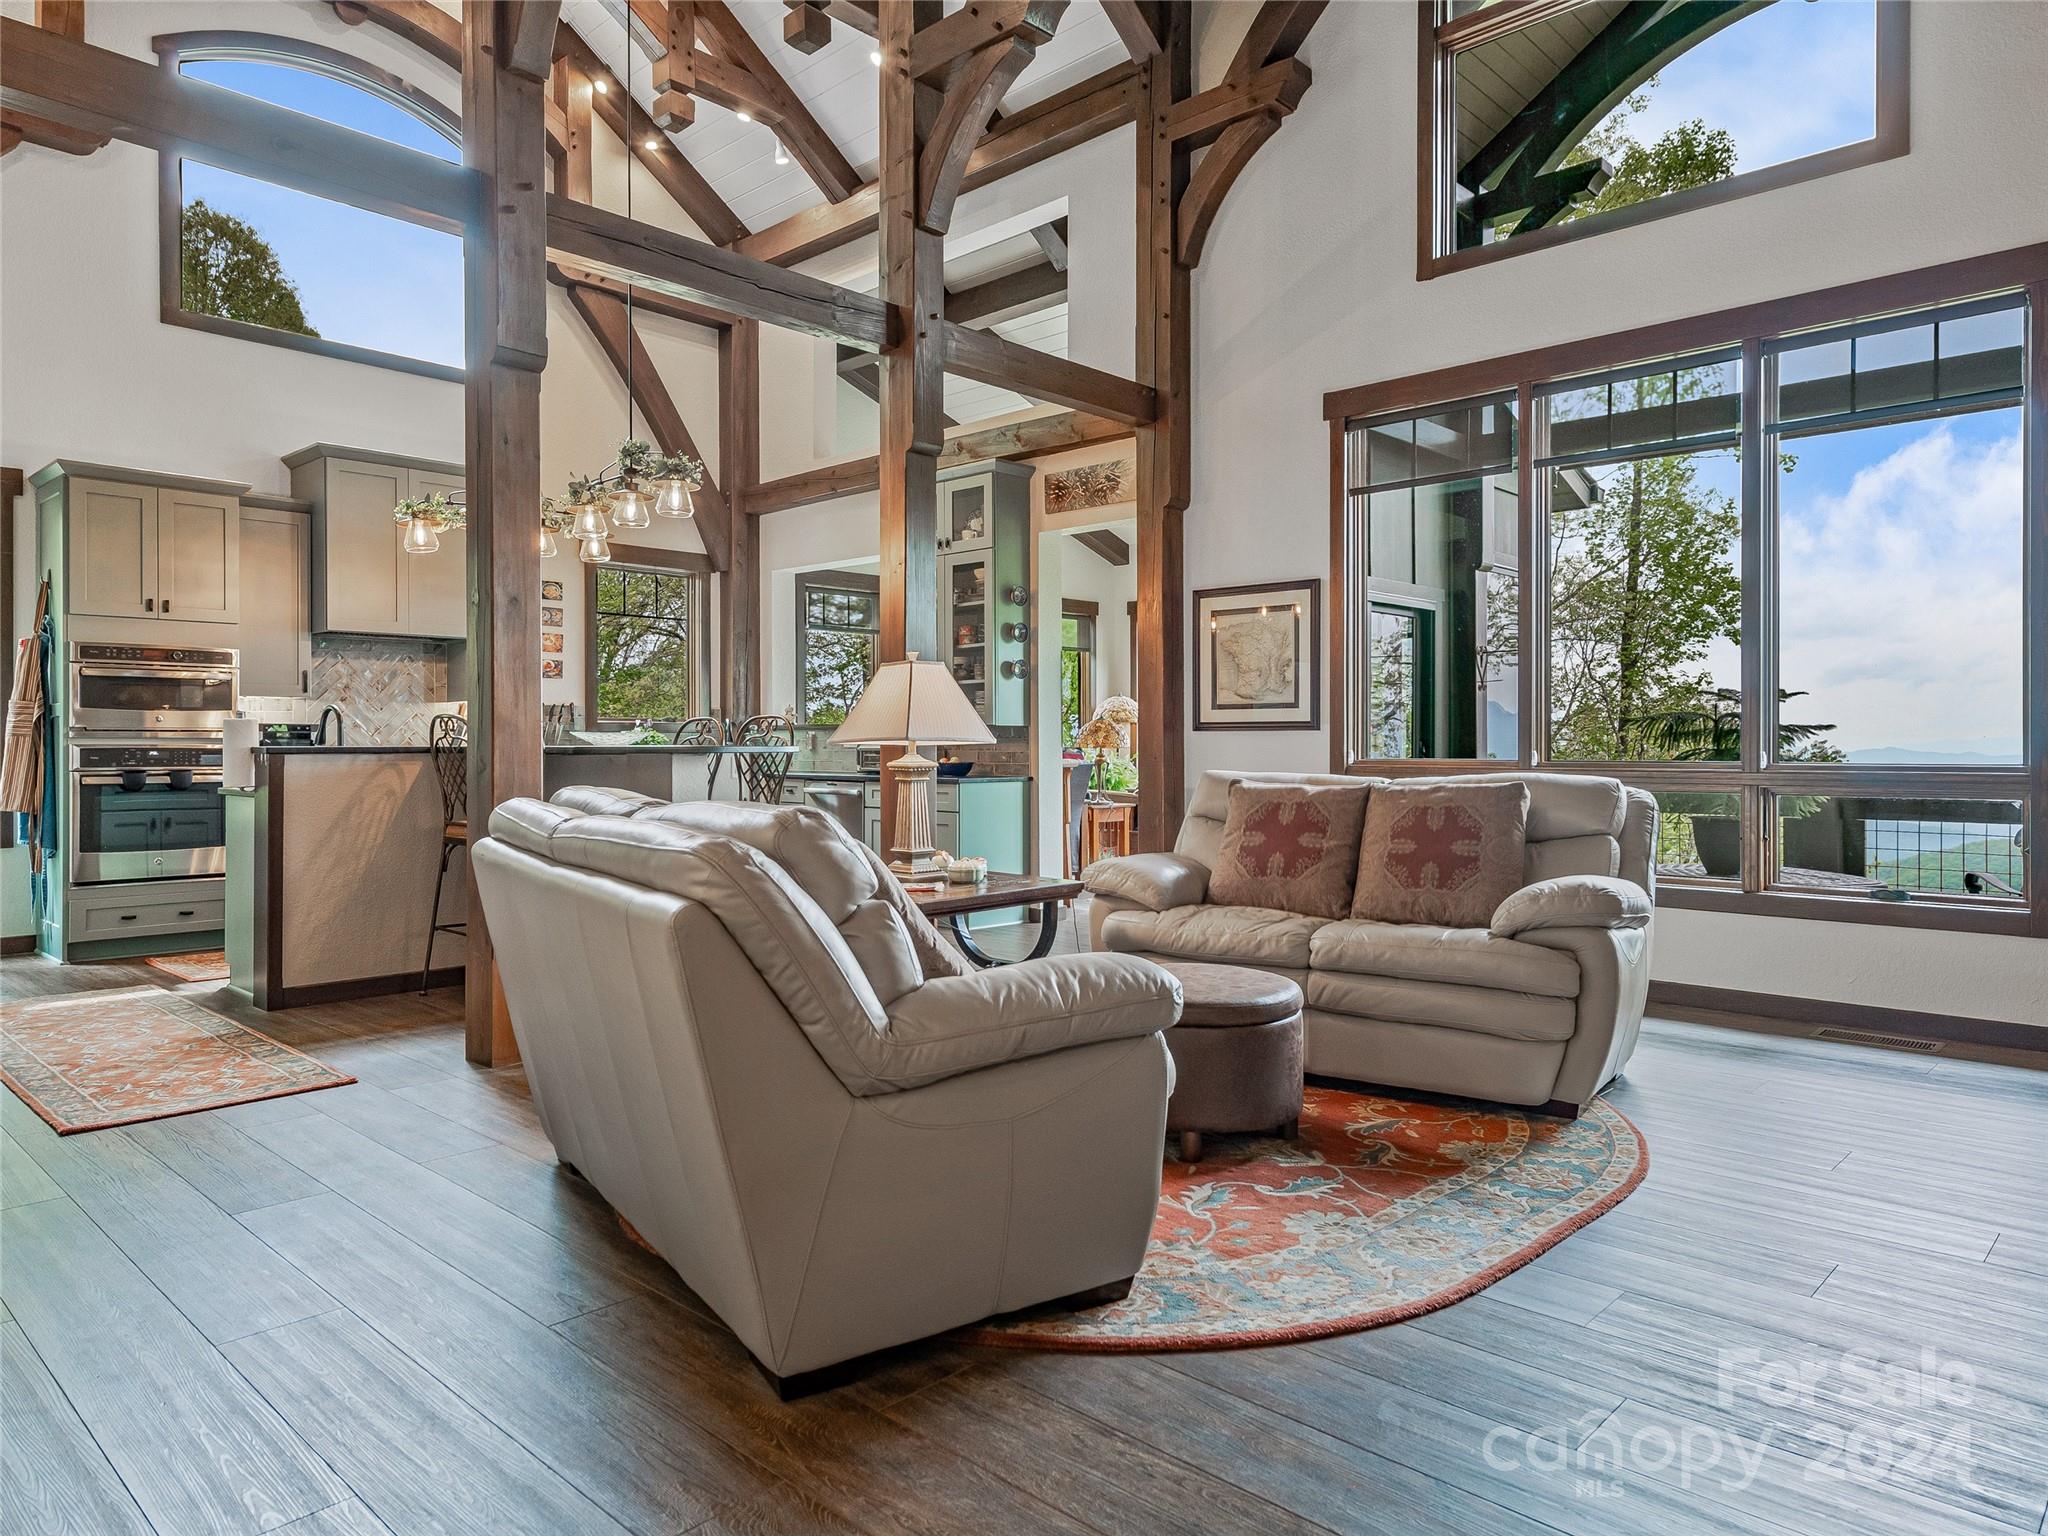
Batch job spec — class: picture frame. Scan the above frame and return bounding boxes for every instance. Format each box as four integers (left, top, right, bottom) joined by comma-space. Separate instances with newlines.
1192, 578, 1321, 731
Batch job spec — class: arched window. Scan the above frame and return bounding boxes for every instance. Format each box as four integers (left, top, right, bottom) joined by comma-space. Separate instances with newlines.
154, 33, 464, 378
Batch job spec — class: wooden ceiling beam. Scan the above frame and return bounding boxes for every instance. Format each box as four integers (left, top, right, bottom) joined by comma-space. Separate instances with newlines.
0, 16, 474, 231
783, 3, 833, 54
918, 33, 1040, 232
546, 193, 888, 346
1099, 1, 1162, 63
554, 27, 747, 246
732, 62, 1139, 267
331, 1, 460, 70
783, 0, 879, 42
909, 0, 1065, 79
742, 409, 1131, 514
1226, 0, 1327, 80
1031, 216, 1069, 271
695, 0, 860, 201
628, 0, 696, 129
0, 106, 107, 156
944, 258, 1065, 326
1177, 116, 1277, 268
503, 0, 563, 83
940, 322, 1155, 425
1073, 528, 1132, 566
34, 0, 84, 41
547, 262, 735, 331
561, 283, 733, 571
1162, 56, 1309, 149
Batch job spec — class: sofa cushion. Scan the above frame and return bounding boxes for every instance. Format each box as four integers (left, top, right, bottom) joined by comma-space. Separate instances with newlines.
1352, 780, 1530, 929
1207, 781, 1370, 918
1310, 919, 1580, 999
1178, 770, 1384, 872
1098, 903, 1330, 970
1526, 833, 1620, 884
1305, 971, 1577, 1044
1085, 851, 1210, 911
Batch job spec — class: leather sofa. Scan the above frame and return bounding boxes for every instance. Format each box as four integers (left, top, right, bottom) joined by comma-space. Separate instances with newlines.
472, 787, 1182, 1393
1086, 771, 1656, 1115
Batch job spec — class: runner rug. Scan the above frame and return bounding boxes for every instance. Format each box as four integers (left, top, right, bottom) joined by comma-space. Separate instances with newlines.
0, 987, 353, 1134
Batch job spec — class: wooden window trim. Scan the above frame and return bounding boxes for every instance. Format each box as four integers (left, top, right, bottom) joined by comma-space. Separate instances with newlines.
1325, 253, 2048, 939
153, 33, 465, 384
794, 568, 880, 727
583, 544, 714, 728
1415, 0, 1911, 283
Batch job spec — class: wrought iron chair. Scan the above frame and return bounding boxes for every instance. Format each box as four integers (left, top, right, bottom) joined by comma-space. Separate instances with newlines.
725, 713, 796, 804
671, 715, 723, 746
421, 714, 468, 994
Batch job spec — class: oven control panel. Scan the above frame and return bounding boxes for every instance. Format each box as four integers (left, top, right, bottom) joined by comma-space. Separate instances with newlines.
73, 643, 238, 667
74, 745, 223, 770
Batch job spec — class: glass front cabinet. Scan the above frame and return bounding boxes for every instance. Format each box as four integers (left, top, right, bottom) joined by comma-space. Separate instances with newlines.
937, 462, 1032, 727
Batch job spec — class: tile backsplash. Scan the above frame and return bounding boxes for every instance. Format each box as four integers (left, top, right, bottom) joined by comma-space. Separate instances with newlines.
241, 635, 458, 747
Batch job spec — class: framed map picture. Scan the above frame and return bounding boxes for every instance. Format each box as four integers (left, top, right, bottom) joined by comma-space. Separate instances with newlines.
1193, 579, 1320, 731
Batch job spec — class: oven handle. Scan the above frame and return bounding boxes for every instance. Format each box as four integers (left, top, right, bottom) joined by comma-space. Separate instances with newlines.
72, 665, 234, 684
74, 772, 225, 786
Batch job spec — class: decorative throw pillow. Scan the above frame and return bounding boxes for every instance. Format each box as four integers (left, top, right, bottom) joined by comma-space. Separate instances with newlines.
1352, 781, 1529, 928
1207, 782, 1371, 918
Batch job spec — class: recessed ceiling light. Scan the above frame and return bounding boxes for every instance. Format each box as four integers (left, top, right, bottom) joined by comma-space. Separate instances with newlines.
593, 78, 609, 94
870, 49, 882, 66
735, 111, 751, 123
644, 138, 660, 151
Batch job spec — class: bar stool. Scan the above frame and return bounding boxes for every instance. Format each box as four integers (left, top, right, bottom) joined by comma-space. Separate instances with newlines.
420, 714, 467, 994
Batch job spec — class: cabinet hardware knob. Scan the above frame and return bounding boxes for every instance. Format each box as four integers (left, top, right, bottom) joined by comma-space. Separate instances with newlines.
118, 914, 138, 922
177, 910, 195, 918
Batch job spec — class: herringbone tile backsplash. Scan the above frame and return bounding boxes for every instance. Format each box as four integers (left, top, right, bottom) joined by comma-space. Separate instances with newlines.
241, 636, 457, 746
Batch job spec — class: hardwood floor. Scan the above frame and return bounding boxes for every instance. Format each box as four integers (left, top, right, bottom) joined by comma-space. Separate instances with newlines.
4, 940, 2046, 1536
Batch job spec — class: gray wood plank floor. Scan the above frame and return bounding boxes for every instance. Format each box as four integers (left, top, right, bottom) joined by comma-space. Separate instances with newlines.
3, 933, 2045, 1536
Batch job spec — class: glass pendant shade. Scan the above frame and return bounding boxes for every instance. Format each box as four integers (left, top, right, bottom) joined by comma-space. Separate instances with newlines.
402, 516, 440, 555
653, 476, 694, 518
609, 482, 653, 530
539, 524, 559, 558
579, 532, 613, 564
570, 500, 610, 539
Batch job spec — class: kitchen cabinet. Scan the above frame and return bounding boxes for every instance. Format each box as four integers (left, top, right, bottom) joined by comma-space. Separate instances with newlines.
936, 462, 1032, 727
33, 465, 243, 625
861, 776, 1030, 926
285, 445, 467, 639
237, 502, 313, 697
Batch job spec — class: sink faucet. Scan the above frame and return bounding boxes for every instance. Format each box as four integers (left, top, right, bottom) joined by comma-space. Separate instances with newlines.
316, 705, 345, 747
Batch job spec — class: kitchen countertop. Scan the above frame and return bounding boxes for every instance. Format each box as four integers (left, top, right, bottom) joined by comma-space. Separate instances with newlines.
254, 744, 429, 754
544, 742, 785, 755
784, 770, 1031, 783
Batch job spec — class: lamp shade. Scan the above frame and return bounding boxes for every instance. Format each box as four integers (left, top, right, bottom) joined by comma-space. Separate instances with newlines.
1075, 716, 1123, 753
829, 654, 995, 748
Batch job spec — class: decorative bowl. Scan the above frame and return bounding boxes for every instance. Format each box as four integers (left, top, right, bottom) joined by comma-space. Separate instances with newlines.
936, 760, 976, 779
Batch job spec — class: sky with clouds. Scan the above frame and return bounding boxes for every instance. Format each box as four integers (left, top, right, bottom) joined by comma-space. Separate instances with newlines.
1620, 0, 1878, 172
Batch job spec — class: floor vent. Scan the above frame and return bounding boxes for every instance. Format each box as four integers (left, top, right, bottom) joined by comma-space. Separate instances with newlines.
1813, 1027, 1944, 1054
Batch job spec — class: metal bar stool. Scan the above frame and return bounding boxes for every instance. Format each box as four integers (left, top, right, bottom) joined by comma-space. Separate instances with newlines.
727, 714, 796, 803
420, 714, 467, 994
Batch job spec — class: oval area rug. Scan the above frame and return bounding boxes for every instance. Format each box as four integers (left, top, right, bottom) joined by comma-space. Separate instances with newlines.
960, 1085, 1647, 1351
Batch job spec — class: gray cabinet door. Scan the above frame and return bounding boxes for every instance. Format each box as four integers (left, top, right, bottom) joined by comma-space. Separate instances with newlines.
404, 468, 468, 639
319, 459, 408, 634
157, 488, 239, 624
69, 478, 157, 619
238, 509, 310, 698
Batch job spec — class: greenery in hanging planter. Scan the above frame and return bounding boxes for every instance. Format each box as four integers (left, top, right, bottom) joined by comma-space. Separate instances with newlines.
615, 438, 703, 487
392, 491, 466, 530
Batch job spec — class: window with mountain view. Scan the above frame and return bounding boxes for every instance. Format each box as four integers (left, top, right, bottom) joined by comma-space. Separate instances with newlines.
1431, 0, 1900, 267
162, 45, 463, 375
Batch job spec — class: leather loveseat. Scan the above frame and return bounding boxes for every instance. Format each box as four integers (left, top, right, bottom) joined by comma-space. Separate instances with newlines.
472, 787, 1182, 1393
1086, 771, 1657, 1115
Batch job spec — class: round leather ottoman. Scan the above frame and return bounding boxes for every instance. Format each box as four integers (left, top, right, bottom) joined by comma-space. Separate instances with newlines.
1153, 960, 1305, 1162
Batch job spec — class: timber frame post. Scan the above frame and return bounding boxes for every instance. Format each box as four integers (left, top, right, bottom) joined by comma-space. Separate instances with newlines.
461, 2, 553, 1067
721, 319, 762, 717
1134, 5, 1191, 853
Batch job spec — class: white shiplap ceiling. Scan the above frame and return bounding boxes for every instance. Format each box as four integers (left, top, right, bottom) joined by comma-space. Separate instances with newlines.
563, 0, 1130, 235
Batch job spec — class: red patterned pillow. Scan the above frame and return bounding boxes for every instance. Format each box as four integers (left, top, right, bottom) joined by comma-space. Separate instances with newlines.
1207, 782, 1372, 918
1352, 781, 1529, 928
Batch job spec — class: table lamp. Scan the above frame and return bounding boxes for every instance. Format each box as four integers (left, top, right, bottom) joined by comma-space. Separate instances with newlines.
830, 653, 994, 874
1074, 714, 1123, 804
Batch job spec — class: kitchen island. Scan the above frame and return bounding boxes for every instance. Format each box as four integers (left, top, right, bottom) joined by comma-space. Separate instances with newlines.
225, 746, 463, 1009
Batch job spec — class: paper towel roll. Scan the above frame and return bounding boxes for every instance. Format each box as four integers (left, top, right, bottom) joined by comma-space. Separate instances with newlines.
223, 716, 259, 789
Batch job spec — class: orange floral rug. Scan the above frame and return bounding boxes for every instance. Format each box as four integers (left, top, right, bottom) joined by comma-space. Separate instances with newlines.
961, 1085, 1646, 1351
0, 988, 353, 1134
146, 950, 231, 983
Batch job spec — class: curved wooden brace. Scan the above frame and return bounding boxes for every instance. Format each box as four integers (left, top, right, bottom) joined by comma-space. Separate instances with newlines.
1175, 111, 1279, 269
916, 36, 1036, 234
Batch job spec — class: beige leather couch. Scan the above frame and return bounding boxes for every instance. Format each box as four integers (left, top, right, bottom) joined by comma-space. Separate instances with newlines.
472, 788, 1181, 1392
1086, 771, 1656, 1114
